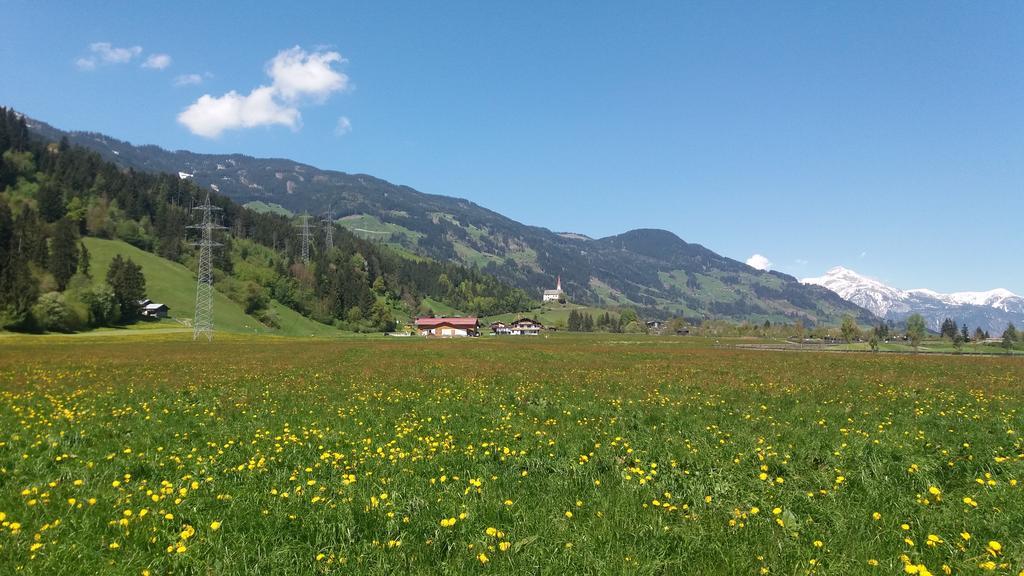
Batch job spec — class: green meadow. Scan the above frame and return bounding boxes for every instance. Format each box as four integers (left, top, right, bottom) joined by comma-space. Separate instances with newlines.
0, 334, 1021, 575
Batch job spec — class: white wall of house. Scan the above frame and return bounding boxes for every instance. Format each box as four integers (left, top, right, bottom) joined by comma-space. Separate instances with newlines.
419, 326, 471, 337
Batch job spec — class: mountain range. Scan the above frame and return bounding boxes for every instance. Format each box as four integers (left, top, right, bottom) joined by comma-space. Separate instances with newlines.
24, 114, 874, 325
802, 266, 1024, 333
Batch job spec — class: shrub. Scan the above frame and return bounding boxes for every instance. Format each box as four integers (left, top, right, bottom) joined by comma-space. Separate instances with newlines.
31, 292, 81, 332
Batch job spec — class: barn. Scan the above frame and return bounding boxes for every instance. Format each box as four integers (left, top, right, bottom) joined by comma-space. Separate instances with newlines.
138, 299, 170, 319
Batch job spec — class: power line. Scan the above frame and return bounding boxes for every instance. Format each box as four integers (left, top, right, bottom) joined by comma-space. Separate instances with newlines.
187, 193, 226, 341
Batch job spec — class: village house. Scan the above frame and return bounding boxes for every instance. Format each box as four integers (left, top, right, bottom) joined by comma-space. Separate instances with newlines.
542, 276, 565, 302
138, 299, 170, 319
415, 317, 480, 337
492, 317, 544, 336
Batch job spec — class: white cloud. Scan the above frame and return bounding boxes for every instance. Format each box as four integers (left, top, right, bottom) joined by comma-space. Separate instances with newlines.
178, 46, 349, 138
746, 254, 773, 271
268, 46, 349, 101
76, 42, 143, 70
174, 73, 204, 86
177, 87, 300, 138
142, 53, 172, 70
335, 116, 352, 136
794, 258, 809, 266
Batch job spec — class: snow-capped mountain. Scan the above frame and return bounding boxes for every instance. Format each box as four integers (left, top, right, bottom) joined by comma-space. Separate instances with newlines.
802, 267, 1024, 333
802, 267, 911, 317
907, 288, 1023, 312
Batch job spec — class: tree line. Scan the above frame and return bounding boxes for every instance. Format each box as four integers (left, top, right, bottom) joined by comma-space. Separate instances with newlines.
566, 309, 641, 333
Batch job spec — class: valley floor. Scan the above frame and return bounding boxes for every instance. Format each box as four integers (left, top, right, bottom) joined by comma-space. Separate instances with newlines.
0, 335, 1021, 574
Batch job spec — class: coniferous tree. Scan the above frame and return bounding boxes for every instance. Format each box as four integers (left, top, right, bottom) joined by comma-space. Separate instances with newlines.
0, 202, 39, 327
13, 205, 47, 266
568, 309, 580, 332
49, 217, 79, 290
940, 318, 956, 340
37, 183, 67, 223
874, 322, 890, 340
1002, 329, 1015, 354
79, 241, 91, 277
106, 255, 146, 321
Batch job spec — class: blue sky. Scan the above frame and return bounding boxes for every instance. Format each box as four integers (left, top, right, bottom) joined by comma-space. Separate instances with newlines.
2, 1, 1022, 293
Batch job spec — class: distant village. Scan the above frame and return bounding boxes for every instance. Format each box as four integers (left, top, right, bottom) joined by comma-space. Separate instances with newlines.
410, 275, 680, 337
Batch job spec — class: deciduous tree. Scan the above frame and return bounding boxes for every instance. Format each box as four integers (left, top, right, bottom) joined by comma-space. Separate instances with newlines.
906, 314, 926, 351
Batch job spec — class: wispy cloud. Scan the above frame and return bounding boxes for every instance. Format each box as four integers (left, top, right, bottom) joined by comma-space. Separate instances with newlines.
76, 42, 143, 70
174, 73, 205, 86
178, 46, 350, 138
142, 53, 172, 70
746, 254, 773, 271
335, 116, 352, 136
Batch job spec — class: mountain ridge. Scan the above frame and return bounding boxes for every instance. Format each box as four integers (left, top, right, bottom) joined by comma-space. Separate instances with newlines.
23, 113, 875, 326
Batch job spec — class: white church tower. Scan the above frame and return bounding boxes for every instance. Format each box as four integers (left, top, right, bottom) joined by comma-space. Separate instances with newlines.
543, 275, 565, 302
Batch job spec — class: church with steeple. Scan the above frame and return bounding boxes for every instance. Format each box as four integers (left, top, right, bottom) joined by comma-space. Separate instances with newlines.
542, 276, 565, 302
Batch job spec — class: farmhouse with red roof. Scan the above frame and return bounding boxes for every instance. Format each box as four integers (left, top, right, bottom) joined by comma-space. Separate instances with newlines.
414, 317, 480, 337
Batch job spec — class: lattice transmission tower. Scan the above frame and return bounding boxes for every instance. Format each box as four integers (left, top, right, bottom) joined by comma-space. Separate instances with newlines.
188, 193, 226, 341
321, 206, 334, 251
296, 213, 313, 264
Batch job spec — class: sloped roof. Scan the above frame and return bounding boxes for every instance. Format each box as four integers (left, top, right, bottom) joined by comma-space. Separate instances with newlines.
415, 317, 479, 328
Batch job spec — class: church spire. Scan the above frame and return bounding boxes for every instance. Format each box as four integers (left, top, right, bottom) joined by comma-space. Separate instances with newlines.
556, 275, 562, 291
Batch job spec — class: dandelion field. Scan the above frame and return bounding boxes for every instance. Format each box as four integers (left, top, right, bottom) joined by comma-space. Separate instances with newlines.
0, 335, 1022, 575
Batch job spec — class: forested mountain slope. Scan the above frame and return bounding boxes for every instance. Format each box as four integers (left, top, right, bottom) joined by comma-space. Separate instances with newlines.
0, 107, 532, 332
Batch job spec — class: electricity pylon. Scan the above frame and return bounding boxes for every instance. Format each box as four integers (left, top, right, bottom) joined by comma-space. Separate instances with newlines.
296, 213, 312, 264
188, 193, 226, 341
321, 206, 334, 251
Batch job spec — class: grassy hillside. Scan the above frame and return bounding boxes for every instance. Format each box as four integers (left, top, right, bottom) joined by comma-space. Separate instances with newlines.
83, 238, 338, 337
243, 201, 293, 216
482, 302, 615, 328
